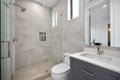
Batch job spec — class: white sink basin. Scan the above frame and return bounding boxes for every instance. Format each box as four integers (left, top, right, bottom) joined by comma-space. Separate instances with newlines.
81, 53, 112, 62
70, 52, 120, 74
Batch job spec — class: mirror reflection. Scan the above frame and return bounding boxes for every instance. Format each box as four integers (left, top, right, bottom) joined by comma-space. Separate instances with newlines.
85, 0, 120, 47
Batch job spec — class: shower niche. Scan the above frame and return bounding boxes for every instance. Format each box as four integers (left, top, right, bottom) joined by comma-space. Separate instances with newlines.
39, 32, 46, 41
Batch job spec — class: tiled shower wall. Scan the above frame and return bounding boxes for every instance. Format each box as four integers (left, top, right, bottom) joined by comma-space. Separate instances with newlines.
51, 0, 85, 62
15, 0, 55, 69
15, 0, 85, 69
53, 0, 85, 53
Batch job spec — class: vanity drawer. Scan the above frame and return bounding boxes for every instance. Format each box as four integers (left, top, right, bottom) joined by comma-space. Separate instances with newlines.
118, 76, 120, 80
70, 57, 119, 80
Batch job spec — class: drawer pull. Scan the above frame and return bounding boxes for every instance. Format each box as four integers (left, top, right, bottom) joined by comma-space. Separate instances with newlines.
81, 69, 95, 77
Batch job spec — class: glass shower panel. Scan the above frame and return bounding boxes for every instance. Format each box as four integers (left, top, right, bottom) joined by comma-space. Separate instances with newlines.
1, 0, 13, 80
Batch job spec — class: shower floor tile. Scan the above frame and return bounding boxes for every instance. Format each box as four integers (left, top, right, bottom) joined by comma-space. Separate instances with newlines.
15, 62, 56, 80
45, 77, 53, 80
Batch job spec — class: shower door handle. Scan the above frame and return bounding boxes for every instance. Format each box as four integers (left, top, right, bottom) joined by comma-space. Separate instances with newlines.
1, 41, 11, 59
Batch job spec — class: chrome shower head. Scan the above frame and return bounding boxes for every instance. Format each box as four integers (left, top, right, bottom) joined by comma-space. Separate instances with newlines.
13, 3, 26, 12
21, 8, 26, 12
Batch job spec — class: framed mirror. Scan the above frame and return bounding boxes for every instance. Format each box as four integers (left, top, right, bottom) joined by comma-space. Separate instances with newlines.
85, 0, 120, 48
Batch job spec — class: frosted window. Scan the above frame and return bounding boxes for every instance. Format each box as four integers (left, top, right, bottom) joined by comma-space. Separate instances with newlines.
52, 10, 58, 27
52, 11, 55, 27
68, 0, 71, 20
73, 0, 79, 18
55, 11, 58, 26
68, 0, 79, 20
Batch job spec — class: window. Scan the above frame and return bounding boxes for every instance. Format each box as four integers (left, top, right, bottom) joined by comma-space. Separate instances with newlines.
52, 10, 58, 27
68, 0, 79, 20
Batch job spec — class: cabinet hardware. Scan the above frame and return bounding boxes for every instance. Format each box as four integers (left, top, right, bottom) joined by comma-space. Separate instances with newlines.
81, 69, 95, 77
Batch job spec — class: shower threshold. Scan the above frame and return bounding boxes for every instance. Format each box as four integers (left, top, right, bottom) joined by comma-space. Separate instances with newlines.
15, 62, 55, 80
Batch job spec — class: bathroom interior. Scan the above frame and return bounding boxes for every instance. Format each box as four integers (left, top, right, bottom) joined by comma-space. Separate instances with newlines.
1, 0, 120, 80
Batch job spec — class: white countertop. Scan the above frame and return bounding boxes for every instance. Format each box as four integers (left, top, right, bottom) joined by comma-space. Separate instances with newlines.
70, 51, 120, 74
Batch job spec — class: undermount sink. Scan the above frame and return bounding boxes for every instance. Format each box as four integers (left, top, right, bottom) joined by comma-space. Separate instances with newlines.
81, 53, 112, 62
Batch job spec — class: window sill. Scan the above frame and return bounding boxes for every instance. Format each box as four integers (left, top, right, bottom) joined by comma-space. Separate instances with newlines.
67, 17, 79, 22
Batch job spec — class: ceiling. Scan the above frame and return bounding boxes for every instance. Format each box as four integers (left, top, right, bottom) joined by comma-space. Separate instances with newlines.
34, 0, 59, 8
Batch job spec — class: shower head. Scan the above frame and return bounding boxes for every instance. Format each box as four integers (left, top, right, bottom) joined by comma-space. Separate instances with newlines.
21, 8, 26, 12
13, 3, 26, 12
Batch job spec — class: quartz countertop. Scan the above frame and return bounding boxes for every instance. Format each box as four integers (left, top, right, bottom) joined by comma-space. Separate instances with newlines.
70, 51, 120, 74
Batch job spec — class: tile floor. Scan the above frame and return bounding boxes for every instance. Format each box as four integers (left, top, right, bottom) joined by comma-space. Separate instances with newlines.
45, 77, 53, 80
15, 62, 55, 80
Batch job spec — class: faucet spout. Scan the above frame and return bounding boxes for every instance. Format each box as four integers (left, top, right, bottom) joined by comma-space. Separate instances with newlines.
96, 46, 104, 55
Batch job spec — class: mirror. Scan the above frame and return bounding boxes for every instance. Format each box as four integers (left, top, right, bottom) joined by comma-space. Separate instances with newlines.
85, 0, 120, 47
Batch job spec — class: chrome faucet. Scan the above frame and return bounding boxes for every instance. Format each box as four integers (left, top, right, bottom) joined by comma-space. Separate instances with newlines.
96, 46, 104, 55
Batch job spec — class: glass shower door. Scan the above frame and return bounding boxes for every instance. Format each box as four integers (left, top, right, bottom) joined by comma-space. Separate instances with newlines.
1, 0, 13, 80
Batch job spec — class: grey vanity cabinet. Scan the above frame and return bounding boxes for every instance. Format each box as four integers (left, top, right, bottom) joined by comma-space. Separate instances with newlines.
119, 77, 120, 80
70, 57, 120, 80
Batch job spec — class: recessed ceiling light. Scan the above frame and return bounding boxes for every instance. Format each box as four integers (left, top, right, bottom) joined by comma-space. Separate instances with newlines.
103, 5, 107, 8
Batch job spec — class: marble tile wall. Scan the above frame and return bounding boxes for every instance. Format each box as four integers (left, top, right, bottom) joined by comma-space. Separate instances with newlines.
15, 0, 54, 69
15, 0, 85, 69
52, 0, 85, 60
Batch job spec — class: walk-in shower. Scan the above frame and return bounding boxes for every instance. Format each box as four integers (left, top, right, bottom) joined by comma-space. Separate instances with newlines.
14, 0, 62, 80
1, 0, 62, 80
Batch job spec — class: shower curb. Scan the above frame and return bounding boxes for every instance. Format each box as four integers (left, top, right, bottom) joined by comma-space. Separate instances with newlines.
34, 72, 51, 80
